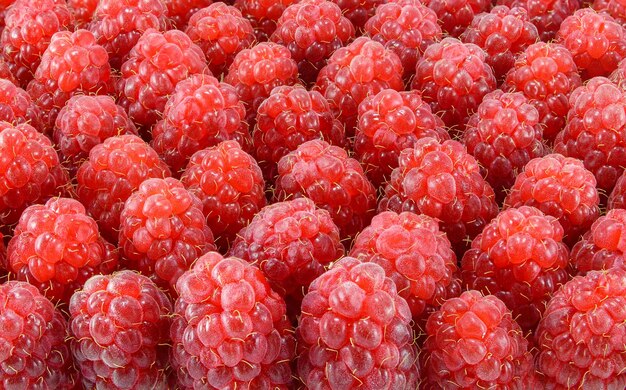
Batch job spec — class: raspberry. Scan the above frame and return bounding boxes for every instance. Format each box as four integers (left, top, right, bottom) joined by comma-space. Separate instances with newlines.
556, 8, 626, 80
252, 84, 345, 181
1, 0, 72, 87
224, 42, 299, 125
463, 90, 547, 203
76, 134, 171, 243
379, 137, 499, 255
503, 154, 600, 246
234, 0, 297, 41
68, 0, 98, 28
460, 5, 539, 82
69, 271, 172, 389
26, 29, 112, 134
53, 95, 138, 177
275, 139, 377, 240
503, 42, 583, 143
0, 78, 42, 131
349, 211, 461, 324
181, 141, 266, 251
0, 281, 76, 389
7, 197, 119, 303
171, 252, 295, 388
297, 257, 420, 388
411, 37, 497, 133
535, 268, 626, 388
0, 58, 17, 85
0, 122, 69, 229
594, 0, 626, 26
270, 0, 355, 84
499, 0, 580, 41
164, 0, 213, 29
315, 36, 404, 137
185, 3, 255, 77
151, 74, 250, 176
421, 290, 533, 388
329, 0, 383, 32
89, 0, 170, 69
422, 0, 490, 37
364, 0, 442, 80
119, 178, 215, 291
554, 77, 626, 195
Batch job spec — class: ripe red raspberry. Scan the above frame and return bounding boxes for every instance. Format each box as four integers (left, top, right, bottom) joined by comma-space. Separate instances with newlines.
349, 211, 461, 324
53, 94, 138, 177
7, 198, 119, 303
185, 3, 255, 77
423, 0, 490, 37
119, 178, 215, 291
499, 0, 580, 41
27, 29, 112, 133
297, 257, 419, 388
503, 42, 583, 143
329, 0, 383, 32
151, 74, 250, 176
355, 89, 449, 188
379, 137, 499, 255
164, 0, 213, 29
69, 271, 172, 389
252, 84, 345, 181
181, 141, 266, 251
0, 78, 42, 131
270, 0, 355, 84
76, 134, 171, 244
364, 0, 442, 80
504, 154, 600, 246
68, 0, 98, 28
224, 42, 299, 124
554, 77, 626, 195
460, 5, 539, 82
421, 290, 533, 389
411, 37, 497, 133
275, 139, 377, 240
315, 36, 404, 137
464, 89, 547, 203
0, 281, 76, 389
535, 268, 626, 388
171, 252, 295, 389
594, 0, 626, 26
234, 0, 297, 41
89, 0, 170, 69
0, 122, 69, 229
1, 0, 72, 87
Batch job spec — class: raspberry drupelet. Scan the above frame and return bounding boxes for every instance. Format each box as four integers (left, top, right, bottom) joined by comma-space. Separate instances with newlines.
234, 0, 297, 41
422, 0, 490, 37
164, 0, 213, 30
498, 0, 581, 41
329, 0, 383, 32
0, 78, 42, 131
171, 252, 295, 389
69, 271, 173, 389
297, 257, 420, 389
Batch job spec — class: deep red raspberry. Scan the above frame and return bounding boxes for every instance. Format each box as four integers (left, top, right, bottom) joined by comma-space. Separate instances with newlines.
554, 77, 626, 195
460, 5, 539, 82
297, 257, 420, 388
0, 78, 42, 131
349, 211, 461, 324
1, 0, 72, 87
503, 42, 583, 143
535, 268, 626, 388
364, 0, 442, 80
181, 141, 266, 251
504, 154, 600, 246
68, 0, 98, 28
252, 84, 345, 181
379, 137, 499, 255
7, 198, 119, 303
119, 178, 215, 291
89, 0, 170, 69
164, 0, 213, 29
422, 0, 490, 37
411, 37, 497, 133
593, 0, 626, 27
234, 0, 297, 41
76, 134, 171, 243
498, 0, 581, 41
53, 94, 138, 177
171, 252, 295, 389
27, 29, 112, 133
329, 0, 383, 32
185, 3, 255, 77
151, 74, 250, 176
270, 0, 355, 84
464, 90, 547, 203
0, 122, 69, 229
224, 42, 299, 125
275, 139, 377, 240
421, 290, 533, 388
0, 281, 76, 389
69, 271, 172, 389
315, 36, 404, 137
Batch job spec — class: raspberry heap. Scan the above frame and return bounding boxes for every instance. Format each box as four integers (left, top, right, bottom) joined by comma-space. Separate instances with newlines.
69, 271, 173, 389
0, 78, 42, 131
499, 0, 581, 41
164, 0, 213, 29
422, 0, 490, 37
297, 257, 420, 389
234, 0, 297, 41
